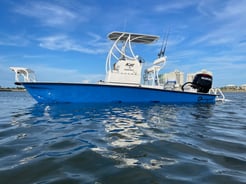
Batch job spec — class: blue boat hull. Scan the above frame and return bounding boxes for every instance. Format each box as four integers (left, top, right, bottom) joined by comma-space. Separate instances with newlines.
18, 82, 216, 104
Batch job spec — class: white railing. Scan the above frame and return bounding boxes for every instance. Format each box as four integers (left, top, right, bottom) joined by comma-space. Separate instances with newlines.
10, 67, 36, 82
210, 88, 225, 102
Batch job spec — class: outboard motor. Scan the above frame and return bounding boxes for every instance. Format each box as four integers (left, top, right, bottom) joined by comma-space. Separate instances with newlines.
181, 73, 213, 93
191, 73, 213, 93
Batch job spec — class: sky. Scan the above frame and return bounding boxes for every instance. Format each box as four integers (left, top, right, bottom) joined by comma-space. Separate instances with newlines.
0, 0, 245, 87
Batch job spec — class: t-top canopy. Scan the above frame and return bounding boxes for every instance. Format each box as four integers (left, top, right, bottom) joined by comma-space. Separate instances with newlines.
108, 31, 159, 44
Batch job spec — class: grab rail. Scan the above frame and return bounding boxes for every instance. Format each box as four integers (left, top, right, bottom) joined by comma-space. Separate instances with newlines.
210, 88, 225, 102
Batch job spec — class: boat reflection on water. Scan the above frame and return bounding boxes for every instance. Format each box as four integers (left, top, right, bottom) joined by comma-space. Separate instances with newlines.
98, 104, 180, 169
103, 105, 177, 147
11, 103, 214, 169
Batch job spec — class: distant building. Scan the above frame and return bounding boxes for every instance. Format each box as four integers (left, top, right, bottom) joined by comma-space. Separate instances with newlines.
186, 73, 195, 83
220, 84, 245, 92
159, 69, 214, 91
159, 70, 184, 86
225, 84, 237, 89
241, 84, 246, 90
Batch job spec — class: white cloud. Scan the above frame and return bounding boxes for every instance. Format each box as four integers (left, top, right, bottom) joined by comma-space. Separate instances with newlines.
2, 0, 245, 87
190, 0, 246, 49
198, 0, 246, 21
31, 65, 104, 83
154, 1, 196, 13
1, 62, 105, 87
13, 1, 88, 27
38, 34, 110, 54
191, 27, 233, 46
0, 33, 29, 47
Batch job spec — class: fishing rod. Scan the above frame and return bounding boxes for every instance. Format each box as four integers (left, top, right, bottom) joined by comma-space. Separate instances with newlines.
158, 28, 170, 58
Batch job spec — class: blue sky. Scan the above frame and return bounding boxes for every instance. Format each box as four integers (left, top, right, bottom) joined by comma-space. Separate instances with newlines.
0, 0, 245, 87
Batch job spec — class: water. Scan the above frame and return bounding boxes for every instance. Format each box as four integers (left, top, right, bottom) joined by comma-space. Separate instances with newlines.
0, 92, 245, 184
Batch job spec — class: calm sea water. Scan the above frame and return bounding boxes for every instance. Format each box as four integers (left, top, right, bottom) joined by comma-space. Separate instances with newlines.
0, 91, 245, 184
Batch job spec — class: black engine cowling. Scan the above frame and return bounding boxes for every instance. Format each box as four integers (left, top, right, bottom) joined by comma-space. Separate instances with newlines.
181, 73, 213, 93
191, 73, 213, 93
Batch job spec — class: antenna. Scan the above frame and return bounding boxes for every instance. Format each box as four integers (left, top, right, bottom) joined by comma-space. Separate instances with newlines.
158, 28, 170, 58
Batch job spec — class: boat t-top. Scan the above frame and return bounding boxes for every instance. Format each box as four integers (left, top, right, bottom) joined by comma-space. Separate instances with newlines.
10, 31, 225, 103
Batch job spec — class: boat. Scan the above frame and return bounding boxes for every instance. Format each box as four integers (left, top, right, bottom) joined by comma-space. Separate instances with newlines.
10, 31, 225, 103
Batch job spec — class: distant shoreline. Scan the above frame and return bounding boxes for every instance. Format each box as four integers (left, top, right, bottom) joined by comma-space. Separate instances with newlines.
0, 88, 26, 92
221, 89, 246, 93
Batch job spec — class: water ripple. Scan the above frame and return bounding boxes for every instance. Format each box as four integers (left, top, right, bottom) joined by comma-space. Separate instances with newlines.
0, 92, 245, 183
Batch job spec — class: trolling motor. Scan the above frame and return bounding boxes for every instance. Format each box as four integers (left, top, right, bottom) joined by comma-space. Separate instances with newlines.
181, 73, 213, 93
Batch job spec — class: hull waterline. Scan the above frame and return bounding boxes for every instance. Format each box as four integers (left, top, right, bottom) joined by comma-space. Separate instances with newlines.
18, 82, 216, 104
